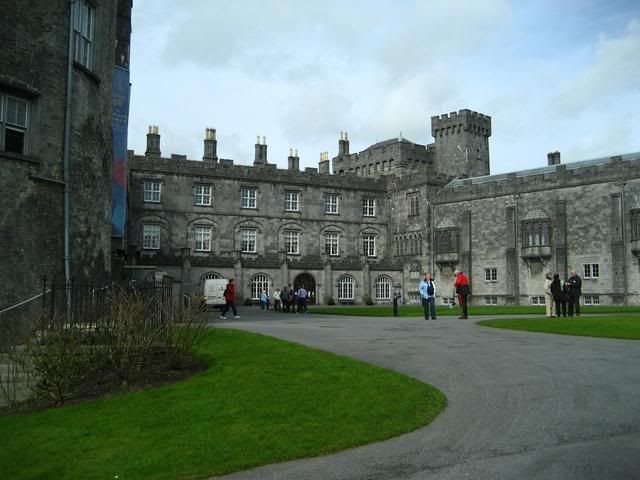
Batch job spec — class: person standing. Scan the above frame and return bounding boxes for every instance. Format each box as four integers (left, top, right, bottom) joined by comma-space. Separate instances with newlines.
281, 285, 289, 312
550, 273, 565, 317
419, 273, 437, 320
260, 289, 269, 310
544, 272, 554, 318
453, 270, 470, 319
297, 285, 309, 314
273, 288, 282, 312
289, 286, 296, 313
220, 278, 240, 320
567, 269, 582, 317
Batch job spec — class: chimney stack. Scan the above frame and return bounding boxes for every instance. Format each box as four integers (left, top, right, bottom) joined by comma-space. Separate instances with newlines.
339, 131, 350, 156
203, 127, 218, 162
318, 151, 330, 174
288, 148, 300, 171
145, 125, 161, 158
254, 135, 268, 165
547, 151, 561, 166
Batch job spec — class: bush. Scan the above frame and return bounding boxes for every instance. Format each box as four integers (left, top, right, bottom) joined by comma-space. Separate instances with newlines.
166, 306, 208, 369
325, 296, 335, 306
244, 298, 254, 306
363, 295, 374, 306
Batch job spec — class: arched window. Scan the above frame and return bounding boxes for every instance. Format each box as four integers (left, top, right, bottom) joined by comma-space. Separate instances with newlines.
250, 274, 270, 300
337, 275, 354, 301
203, 272, 220, 280
375, 276, 392, 300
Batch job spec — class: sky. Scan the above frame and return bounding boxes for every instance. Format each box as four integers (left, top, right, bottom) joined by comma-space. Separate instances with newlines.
127, 0, 640, 175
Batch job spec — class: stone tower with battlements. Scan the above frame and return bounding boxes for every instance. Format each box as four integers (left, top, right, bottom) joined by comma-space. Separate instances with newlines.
431, 109, 491, 179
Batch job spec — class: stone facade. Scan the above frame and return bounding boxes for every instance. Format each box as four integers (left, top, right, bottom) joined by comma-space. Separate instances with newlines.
127, 111, 640, 306
0, 1, 131, 310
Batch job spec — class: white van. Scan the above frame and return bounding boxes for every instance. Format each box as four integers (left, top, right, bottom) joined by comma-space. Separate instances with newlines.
203, 279, 228, 310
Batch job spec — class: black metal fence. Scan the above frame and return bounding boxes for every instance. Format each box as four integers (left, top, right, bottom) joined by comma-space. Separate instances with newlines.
40, 276, 173, 330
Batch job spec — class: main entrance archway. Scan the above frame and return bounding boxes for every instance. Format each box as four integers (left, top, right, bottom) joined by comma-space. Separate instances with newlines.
293, 273, 316, 305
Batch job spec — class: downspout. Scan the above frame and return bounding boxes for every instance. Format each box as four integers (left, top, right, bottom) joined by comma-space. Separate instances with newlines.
621, 182, 628, 305
63, 0, 76, 309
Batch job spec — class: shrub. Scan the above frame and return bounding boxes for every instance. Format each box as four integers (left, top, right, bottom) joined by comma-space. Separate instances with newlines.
166, 306, 208, 369
244, 298, 254, 306
325, 296, 335, 305
363, 295, 374, 306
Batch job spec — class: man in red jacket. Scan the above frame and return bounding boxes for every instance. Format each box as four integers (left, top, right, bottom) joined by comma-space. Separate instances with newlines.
453, 270, 470, 319
220, 278, 240, 320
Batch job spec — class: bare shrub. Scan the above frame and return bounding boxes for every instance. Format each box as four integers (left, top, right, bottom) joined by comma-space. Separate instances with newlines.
165, 306, 209, 369
97, 288, 166, 385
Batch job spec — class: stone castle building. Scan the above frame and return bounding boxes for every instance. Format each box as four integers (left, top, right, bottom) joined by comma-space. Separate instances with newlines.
0, 1, 132, 311
127, 109, 640, 306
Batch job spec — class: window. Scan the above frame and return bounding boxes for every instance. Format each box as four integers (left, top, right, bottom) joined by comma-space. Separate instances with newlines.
530, 296, 546, 305
241, 229, 257, 253
194, 226, 212, 252
583, 263, 599, 279
632, 209, 640, 240
484, 268, 497, 282
285, 231, 300, 254
363, 234, 376, 257
73, 0, 95, 69
583, 295, 600, 305
484, 296, 498, 305
1, 94, 28, 154
362, 197, 376, 216
325, 194, 339, 214
143, 181, 161, 203
408, 194, 419, 216
435, 228, 458, 253
194, 184, 212, 206
241, 188, 257, 209
522, 220, 550, 247
203, 272, 220, 280
250, 274, 270, 300
142, 224, 160, 250
284, 192, 299, 212
441, 297, 455, 306
337, 276, 354, 301
375, 276, 392, 300
325, 233, 339, 256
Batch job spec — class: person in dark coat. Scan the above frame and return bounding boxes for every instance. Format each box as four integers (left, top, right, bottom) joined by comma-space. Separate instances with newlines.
566, 269, 582, 317
550, 273, 566, 318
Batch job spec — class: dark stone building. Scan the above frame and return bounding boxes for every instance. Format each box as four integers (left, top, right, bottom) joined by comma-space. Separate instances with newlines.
0, 1, 132, 311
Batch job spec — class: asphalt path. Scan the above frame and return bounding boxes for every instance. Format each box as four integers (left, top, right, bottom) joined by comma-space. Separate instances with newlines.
208, 308, 640, 480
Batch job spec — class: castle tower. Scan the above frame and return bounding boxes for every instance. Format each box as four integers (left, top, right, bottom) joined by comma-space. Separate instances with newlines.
145, 125, 161, 158
430, 109, 491, 178
203, 127, 218, 162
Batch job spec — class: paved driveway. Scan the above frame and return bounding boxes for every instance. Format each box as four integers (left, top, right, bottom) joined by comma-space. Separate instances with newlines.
209, 310, 640, 480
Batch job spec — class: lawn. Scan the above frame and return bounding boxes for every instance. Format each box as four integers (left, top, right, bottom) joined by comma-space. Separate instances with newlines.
309, 304, 640, 317
477, 316, 640, 340
0, 328, 445, 480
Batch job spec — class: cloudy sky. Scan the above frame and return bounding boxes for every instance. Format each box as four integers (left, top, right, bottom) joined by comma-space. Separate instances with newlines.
127, 0, 640, 175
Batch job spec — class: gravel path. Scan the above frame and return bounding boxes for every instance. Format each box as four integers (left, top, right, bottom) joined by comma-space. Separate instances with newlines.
208, 310, 640, 480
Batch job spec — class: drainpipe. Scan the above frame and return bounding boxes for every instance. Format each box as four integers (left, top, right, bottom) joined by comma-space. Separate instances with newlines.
620, 182, 628, 305
63, 0, 76, 309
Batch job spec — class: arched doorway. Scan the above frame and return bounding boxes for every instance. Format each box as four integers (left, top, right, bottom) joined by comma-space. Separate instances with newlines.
294, 273, 316, 305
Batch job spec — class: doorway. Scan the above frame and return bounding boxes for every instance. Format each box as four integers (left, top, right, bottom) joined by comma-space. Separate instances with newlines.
293, 273, 316, 305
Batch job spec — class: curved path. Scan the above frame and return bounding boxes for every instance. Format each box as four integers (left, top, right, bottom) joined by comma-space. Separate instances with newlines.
210, 310, 640, 480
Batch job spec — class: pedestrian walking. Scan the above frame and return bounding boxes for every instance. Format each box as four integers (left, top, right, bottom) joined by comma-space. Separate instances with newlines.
220, 278, 240, 320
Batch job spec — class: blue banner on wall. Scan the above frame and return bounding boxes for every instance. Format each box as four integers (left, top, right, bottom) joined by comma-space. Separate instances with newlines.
111, 66, 130, 237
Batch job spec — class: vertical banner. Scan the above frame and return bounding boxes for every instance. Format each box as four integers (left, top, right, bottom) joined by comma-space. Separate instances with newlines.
111, 0, 131, 238
111, 67, 130, 237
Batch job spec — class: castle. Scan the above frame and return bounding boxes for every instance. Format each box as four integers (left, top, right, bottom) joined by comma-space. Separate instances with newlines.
126, 110, 640, 306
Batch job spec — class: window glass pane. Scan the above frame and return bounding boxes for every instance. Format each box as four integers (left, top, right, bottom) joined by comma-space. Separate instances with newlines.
4, 128, 25, 154
6, 97, 27, 127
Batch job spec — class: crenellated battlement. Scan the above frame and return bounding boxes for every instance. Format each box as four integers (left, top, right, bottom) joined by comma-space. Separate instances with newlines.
430, 109, 492, 138
129, 152, 390, 191
435, 153, 640, 204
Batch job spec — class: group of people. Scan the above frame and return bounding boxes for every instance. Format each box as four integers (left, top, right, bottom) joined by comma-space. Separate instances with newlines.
418, 270, 470, 320
259, 285, 310, 314
544, 270, 582, 318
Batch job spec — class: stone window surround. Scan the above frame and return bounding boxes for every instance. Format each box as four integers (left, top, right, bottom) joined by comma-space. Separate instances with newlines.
240, 186, 258, 209
240, 228, 257, 253
0, 92, 29, 155
363, 233, 377, 257
324, 232, 340, 256
484, 267, 497, 282
143, 180, 162, 203
73, 0, 95, 70
284, 230, 300, 255
284, 191, 300, 212
583, 263, 599, 279
194, 184, 212, 206
142, 223, 161, 250
375, 275, 392, 300
362, 197, 376, 217
324, 193, 339, 214
194, 225, 212, 252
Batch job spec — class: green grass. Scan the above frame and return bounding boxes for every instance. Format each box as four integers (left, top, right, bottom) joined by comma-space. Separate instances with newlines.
0, 328, 445, 480
310, 304, 640, 317
477, 316, 640, 340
